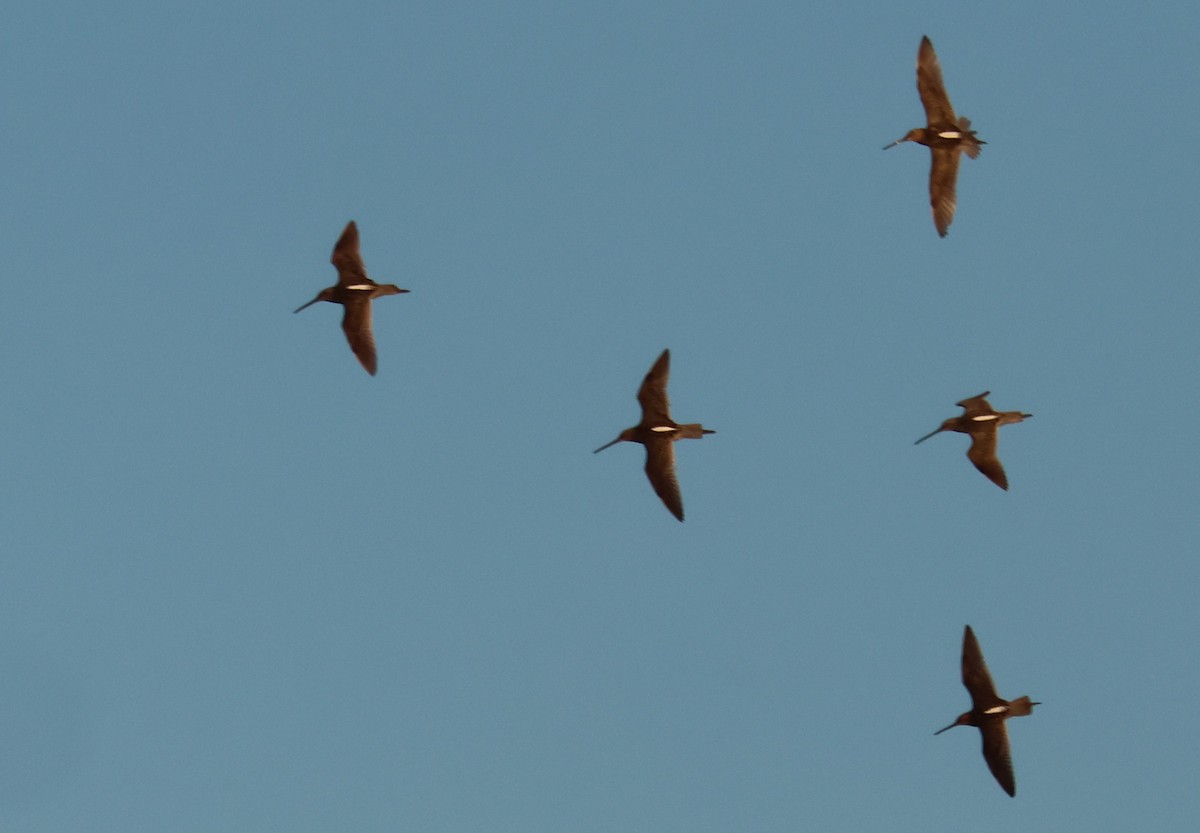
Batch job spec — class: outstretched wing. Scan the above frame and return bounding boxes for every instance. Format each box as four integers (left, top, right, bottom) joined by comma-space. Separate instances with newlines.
961, 626, 1002, 707
637, 349, 674, 425
916, 36, 957, 125
643, 437, 684, 522
966, 429, 1008, 490
928, 147, 962, 238
340, 298, 378, 375
331, 220, 372, 287
979, 721, 1017, 797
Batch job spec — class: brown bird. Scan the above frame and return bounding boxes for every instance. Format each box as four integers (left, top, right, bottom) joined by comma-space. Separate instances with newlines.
884, 36, 985, 236
294, 220, 409, 376
915, 391, 1031, 490
594, 349, 714, 522
936, 625, 1040, 797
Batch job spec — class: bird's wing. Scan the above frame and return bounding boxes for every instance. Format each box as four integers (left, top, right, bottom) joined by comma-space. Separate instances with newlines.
928, 147, 962, 238
637, 349, 674, 425
331, 221, 372, 287
916, 36, 957, 124
643, 437, 684, 522
955, 392, 994, 412
340, 298, 378, 375
966, 429, 1008, 490
961, 626, 1003, 706
979, 721, 1017, 797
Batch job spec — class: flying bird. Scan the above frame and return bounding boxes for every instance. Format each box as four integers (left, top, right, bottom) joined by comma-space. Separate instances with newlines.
594, 349, 714, 522
915, 392, 1031, 490
885, 36, 985, 236
294, 220, 409, 375
936, 625, 1040, 797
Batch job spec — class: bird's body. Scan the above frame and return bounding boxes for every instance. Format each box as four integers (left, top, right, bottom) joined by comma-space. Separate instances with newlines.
885, 36, 985, 237
936, 625, 1039, 797
594, 350, 714, 522
294, 221, 409, 376
915, 391, 1031, 490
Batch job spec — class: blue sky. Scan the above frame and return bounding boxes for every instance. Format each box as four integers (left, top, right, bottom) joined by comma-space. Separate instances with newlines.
4, 1, 1199, 830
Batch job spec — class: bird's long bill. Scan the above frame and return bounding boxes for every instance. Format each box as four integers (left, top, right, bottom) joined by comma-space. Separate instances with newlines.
593, 437, 622, 454
933, 721, 957, 736
293, 297, 320, 314
883, 137, 905, 150
914, 427, 944, 445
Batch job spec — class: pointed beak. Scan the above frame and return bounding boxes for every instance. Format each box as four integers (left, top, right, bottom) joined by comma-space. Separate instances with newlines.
293, 297, 320, 314
593, 438, 622, 454
933, 721, 957, 736
914, 427, 944, 445
883, 138, 904, 150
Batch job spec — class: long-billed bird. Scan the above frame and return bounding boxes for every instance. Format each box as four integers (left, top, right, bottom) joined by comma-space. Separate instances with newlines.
936, 625, 1040, 797
294, 221, 409, 376
915, 392, 1031, 490
594, 349, 714, 522
885, 36, 985, 237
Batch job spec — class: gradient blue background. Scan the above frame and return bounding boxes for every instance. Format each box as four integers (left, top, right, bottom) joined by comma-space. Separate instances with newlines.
4, 1, 1198, 830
